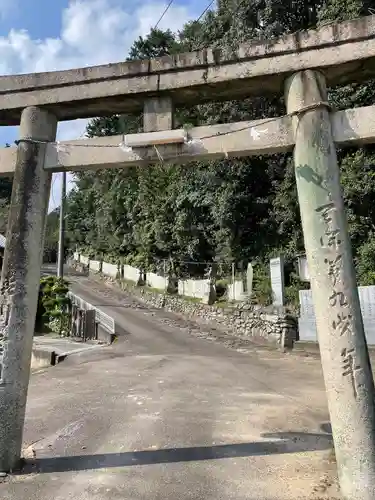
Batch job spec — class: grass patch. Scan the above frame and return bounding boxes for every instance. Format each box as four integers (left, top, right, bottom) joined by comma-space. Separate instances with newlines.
179, 295, 202, 304
144, 286, 166, 294
214, 300, 233, 308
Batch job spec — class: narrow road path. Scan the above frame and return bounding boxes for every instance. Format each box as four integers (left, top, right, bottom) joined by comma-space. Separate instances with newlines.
2, 273, 339, 499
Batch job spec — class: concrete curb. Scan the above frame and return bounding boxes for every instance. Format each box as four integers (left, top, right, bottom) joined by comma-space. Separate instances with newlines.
31, 347, 58, 370
31, 343, 106, 371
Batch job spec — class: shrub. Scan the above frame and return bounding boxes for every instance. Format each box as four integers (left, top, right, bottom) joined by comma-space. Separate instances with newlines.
216, 278, 229, 299
251, 263, 273, 306
285, 272, 310, 309
356, 236, 375, 286
36, 275, 71, 335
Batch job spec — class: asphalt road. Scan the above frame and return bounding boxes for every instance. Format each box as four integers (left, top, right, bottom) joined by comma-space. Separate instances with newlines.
1, 272, 340, 499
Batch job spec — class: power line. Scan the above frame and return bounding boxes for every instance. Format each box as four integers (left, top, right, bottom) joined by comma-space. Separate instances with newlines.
194, 0, 251, 51
154, 0, 175, 29
196, 0, 215, 23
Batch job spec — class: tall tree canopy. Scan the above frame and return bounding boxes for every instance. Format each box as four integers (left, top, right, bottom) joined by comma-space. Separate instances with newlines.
65, 0, 375, 283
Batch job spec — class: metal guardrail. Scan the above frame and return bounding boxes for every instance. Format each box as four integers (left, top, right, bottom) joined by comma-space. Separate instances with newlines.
67, 291, 115, 335
95, 308, 116, 334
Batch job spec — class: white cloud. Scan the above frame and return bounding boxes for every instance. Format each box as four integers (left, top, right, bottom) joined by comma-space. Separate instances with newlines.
0, 0, 200, 210
0, 0, 197, 74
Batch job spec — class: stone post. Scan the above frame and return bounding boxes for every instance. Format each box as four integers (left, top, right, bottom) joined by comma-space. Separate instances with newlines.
205, 263, 217, 305
270, 256, 285, 306
143, 97, 174, 132
246, 262, 253, 298
0, 106, 57, 472
285, 70, 375, 499
57, 171, 66, 278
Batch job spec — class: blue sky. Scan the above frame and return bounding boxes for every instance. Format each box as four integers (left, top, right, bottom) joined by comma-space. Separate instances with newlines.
0, 0, 203, 209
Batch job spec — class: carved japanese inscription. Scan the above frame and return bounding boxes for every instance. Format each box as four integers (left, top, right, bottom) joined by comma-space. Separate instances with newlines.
315, 196, 351, 336
315, 193, 364, 398
341, 347, 365, 399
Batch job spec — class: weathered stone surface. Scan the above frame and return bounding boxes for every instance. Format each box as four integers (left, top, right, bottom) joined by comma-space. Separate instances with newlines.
0, 106, 57, 472
1, 15, 375, 124
2, 104, 375, 178
286, 69, 375, 500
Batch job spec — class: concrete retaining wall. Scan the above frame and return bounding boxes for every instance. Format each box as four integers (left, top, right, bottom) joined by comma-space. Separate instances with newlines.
31, 348, 55, 371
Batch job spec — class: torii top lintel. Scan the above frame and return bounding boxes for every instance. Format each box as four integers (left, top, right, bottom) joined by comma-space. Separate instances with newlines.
1, 15, 375, 126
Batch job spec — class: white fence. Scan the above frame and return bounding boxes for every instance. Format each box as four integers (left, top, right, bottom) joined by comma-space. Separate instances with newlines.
75, 255, 141, 283
102, 262, 119, 278
299, 286, 375, 345
228, 280, 248, 301
75, 254, 214, 302
80, 255, 89, 266
89, 260, 101, 272
178, 279, 210, 300
146, 272, 168, 291
123, 264, 142, 284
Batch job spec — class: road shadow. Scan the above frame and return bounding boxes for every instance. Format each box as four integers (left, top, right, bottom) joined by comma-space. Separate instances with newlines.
19, 431, 333, 475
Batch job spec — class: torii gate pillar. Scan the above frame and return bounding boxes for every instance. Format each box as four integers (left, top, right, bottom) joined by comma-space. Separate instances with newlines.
0, 106, 57, 472
285, 70, 375, 500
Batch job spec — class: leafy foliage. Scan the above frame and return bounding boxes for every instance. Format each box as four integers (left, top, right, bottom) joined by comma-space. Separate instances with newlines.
64, 0, 375, 293
36, 276, 71, 335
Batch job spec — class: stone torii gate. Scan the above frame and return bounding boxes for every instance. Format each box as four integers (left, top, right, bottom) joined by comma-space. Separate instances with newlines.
1, 14, 375, 499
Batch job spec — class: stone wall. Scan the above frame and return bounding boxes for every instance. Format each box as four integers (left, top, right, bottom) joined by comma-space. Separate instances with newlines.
162, 298, 297, 348
90, 270, 297, 349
